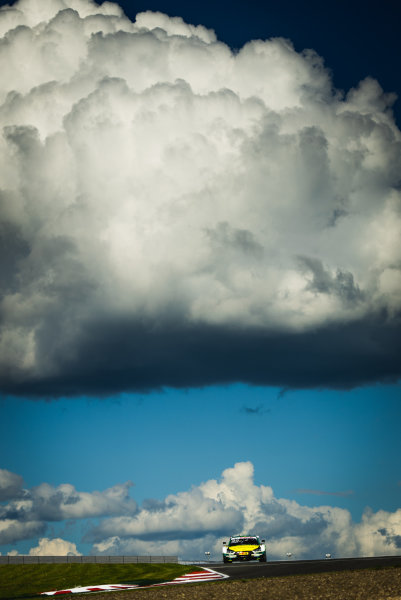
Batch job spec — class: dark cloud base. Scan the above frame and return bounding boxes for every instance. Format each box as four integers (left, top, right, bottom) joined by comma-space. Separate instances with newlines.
2, 313, 400, 398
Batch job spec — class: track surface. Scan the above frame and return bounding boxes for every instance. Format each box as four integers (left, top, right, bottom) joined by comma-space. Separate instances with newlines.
200, 556, 401, 580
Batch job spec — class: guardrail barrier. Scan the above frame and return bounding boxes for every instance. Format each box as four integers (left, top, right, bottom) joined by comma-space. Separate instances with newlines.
0, 555, 178, 565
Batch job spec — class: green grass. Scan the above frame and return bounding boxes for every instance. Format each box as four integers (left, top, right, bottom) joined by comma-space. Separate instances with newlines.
0, 563, 199, 599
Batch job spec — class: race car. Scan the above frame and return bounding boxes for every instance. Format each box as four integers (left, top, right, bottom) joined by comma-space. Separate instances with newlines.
222, 535, 266, 562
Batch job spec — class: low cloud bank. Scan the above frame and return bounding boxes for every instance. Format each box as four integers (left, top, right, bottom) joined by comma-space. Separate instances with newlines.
1, 464, 401, 559
89, 462, 401, 560
1, 0, 401, 396
0, 468, 135, 545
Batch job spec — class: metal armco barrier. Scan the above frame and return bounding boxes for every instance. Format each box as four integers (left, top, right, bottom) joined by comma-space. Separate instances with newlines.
0, 555, 178, 565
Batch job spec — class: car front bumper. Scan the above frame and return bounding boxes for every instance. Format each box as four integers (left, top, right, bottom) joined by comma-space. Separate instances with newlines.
224, 552, 266, 561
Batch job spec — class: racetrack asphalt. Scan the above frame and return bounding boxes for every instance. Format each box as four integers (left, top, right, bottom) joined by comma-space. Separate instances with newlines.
200, 555, 401, 580
66, 557, 401, 600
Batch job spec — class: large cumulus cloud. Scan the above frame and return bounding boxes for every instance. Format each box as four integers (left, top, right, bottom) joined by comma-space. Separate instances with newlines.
88, 462, 401, 560
1, 0, 400, 397
2, 463, 401, 559
7, 536, 81, 556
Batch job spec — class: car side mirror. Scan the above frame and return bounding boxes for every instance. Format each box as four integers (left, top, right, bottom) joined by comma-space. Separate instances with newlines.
261, 540, 265, 543
223, 542, 227, 545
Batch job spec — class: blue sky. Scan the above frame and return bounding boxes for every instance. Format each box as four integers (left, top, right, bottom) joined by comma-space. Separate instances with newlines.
1, 383, 400, 557
2, 384, 401, 517
0, 0, 400, 560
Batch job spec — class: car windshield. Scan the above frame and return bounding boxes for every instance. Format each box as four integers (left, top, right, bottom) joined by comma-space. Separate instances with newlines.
229, 537, 258, 545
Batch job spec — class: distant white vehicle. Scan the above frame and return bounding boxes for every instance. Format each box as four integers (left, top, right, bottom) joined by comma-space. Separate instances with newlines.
222, 535, 266, 563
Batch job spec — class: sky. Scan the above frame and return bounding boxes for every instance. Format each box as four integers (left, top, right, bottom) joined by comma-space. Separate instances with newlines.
0, 0, 400, 561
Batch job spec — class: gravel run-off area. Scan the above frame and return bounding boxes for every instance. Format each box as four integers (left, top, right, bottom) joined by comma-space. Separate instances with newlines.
68, 567, 401, 600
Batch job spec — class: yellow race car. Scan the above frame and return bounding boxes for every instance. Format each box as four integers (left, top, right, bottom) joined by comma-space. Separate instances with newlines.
222, 535, 266, 562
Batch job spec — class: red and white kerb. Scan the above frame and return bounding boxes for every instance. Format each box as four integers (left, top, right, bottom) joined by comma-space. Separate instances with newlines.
41, 567, 229, 595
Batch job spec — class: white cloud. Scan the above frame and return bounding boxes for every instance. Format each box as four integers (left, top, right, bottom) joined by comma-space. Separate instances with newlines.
0, 518, 46, 545
0, 468, 24, 501
28, 536, 81, 556
1, 463, 401, 559
0, 472, 136, 544
89, 462, 401, 560
353, 507, 401, 557
0, 0, 400, 395
87, 487, 243, 542
7, 537, 81, 556
29, 480, 137, 520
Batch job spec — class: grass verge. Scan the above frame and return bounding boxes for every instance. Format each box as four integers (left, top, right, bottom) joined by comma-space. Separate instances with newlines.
0, 563, 198, 600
